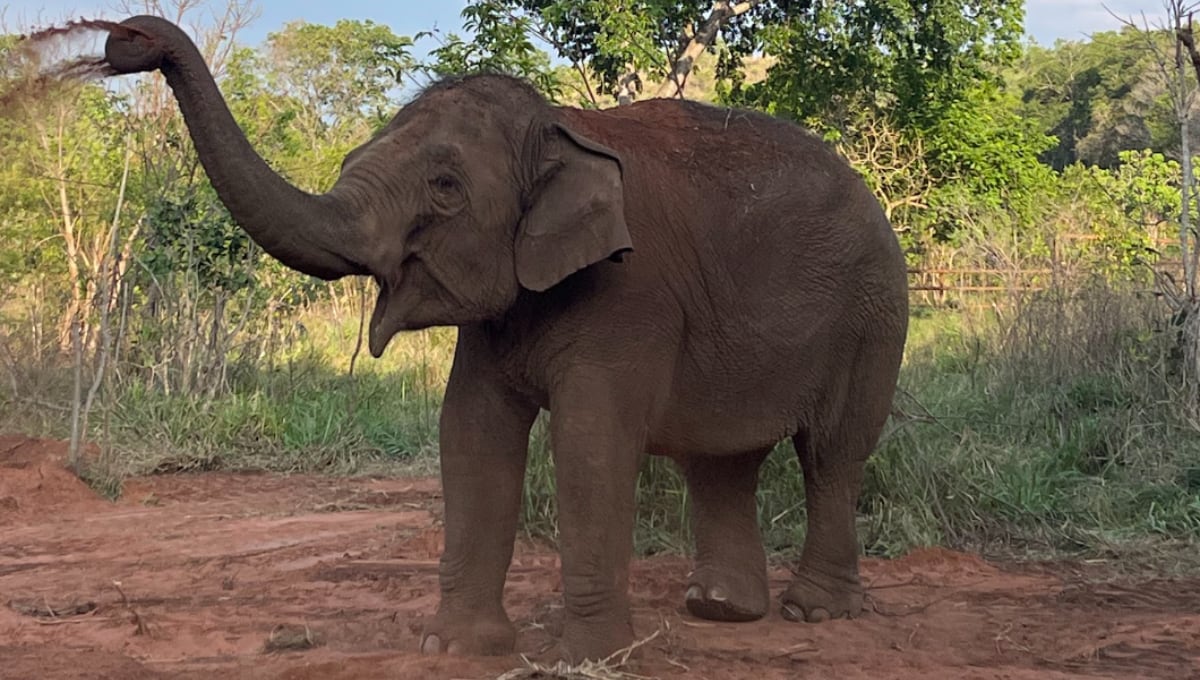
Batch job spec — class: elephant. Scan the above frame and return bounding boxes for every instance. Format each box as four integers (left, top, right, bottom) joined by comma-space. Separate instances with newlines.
101, 15, 909, 663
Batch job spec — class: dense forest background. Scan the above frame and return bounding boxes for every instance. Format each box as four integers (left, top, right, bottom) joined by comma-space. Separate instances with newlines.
2, 0, 1199, 561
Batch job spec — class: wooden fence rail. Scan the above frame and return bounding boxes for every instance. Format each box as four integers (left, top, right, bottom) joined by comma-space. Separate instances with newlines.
907, 261, 1186, 297
904, 232, 1188, 303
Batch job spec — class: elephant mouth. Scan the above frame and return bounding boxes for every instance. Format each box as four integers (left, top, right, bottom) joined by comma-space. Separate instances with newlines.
368, 273, 407, 358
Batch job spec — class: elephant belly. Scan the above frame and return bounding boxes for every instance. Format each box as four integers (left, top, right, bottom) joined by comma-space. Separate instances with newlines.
646, 304, 864, 458
648, 352, 824, 458
649, 404, 798, 459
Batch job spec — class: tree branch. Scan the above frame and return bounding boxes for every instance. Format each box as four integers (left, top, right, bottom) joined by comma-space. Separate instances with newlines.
1181, 17, 1200, 77
653, 0, 763, 100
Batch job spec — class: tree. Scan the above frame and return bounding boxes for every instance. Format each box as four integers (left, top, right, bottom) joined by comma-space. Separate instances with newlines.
0, 78, 128, 351
1166, 1, 1200, 387
265, 19, 415, 132
517, 0, 774, 103
1011, 29, 1180, 169
428, 0, 1038, 245
252, 20, 416, 190
427, 0, 787, 105
422, 1, 564, 99
729, 0, 1025, 132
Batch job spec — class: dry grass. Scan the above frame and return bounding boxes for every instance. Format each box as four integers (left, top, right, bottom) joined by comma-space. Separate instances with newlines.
7, 596, 97, 619
494, 631, 661, 680
264, 623, 320, 652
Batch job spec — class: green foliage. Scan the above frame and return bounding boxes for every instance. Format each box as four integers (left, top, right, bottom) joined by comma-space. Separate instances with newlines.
426, 0, 808, 105
494, 0, 767, 94
266, 19, 415, 126
423, 2, 563, 97
900, 83, 1058, 243
731, 0, 1025, 130
0, 79, 127, 306
925, 85, 1057, 209
256, 20, 418, 189
1011, 28, 1178, 169
1085, 150, 1181, 275
141, 185, 257, 293
224, 47, 305, 166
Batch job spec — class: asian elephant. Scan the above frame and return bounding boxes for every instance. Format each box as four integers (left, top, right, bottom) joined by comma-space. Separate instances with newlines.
101, 15, 909, 663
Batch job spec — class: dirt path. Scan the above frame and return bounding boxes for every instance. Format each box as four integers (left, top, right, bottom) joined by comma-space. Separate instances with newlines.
1, 435, 1197, 679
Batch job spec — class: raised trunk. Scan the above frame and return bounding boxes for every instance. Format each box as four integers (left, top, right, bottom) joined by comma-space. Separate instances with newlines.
105, 16, 366, 280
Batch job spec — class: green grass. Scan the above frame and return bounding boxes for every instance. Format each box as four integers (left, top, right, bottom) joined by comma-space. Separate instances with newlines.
3, 284, 1199, 564
0, 314, 455, 478
855, 293, 1200, 559
515, 286, 1200, 561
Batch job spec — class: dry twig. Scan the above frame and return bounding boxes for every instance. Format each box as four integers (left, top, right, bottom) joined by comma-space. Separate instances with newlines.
494, 630, 661, 680
111, 580, 149, 636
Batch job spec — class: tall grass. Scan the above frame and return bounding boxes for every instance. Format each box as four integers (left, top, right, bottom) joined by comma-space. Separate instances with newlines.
521, 283, 1200, 559
3, 280, 1198, 562
859, 285, 1200, 558
0, 303, 456, 478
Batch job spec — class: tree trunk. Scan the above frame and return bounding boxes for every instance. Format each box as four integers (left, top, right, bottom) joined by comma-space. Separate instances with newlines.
654, 0, 764, 100
1178, 23, 1196, 301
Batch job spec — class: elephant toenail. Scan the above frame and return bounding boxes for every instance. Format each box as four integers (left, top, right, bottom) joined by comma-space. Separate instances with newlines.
421, 634, 441, 654
781, 604, 803, 622
808, 607, 831, 623
446, 640, 464, 655
709, 587, 727, 602
686, 585, 704, 601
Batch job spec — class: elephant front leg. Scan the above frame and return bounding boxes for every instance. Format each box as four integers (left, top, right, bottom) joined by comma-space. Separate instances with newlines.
550, 380, 647, 663
421, 334, 538, 656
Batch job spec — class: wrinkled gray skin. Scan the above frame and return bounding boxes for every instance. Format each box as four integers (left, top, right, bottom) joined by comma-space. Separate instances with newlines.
104, 15, 909, 663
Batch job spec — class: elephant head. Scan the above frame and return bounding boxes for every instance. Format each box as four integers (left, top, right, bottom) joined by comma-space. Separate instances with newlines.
103, 15, 633, 356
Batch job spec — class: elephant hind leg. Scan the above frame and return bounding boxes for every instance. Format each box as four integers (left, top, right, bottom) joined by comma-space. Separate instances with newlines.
683, 448, 771, 622
780, 426, 867, 623
782, 344, 899, 623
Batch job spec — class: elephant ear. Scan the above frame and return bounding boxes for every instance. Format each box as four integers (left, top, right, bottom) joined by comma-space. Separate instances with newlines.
515, 122, 633, 292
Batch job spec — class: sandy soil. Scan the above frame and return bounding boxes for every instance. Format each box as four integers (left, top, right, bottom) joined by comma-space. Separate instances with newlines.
0, 434, 1198, 679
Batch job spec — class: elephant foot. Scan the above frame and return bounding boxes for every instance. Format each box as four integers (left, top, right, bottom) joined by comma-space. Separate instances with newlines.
780, 564, 864, 623
419, 611, 516, 656
684, 565, 768, 622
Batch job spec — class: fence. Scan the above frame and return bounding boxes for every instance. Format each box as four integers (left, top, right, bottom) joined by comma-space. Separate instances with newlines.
906, 233, 1189, 307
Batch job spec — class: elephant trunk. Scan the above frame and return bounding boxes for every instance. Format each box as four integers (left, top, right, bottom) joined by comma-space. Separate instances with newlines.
104, 15, 368, 280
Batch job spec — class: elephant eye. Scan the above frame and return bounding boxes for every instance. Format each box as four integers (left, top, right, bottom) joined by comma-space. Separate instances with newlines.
428, 171, 466, 214
431, 174, 460, 193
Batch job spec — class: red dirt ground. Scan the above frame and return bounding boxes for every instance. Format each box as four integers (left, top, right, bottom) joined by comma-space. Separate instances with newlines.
0, 434, 1198, 679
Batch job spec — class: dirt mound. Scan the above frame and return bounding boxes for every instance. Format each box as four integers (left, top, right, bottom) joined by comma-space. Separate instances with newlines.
0, 435, 107, 522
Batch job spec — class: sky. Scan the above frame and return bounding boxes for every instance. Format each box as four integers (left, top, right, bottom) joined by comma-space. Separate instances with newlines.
0, 1, 1173, 54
